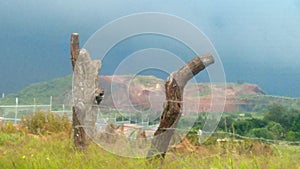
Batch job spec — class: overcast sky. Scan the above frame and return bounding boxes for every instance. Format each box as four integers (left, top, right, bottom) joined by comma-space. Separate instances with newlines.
0, 0, 299, 96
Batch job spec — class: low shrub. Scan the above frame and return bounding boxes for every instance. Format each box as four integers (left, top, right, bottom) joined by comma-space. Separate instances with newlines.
21, 110, 71, 135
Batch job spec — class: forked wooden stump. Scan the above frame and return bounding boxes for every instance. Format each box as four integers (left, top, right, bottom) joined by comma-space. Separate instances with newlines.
147, 53, 214, 158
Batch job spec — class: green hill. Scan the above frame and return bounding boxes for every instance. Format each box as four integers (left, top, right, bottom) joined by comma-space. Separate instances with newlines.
0, 75, 72, 105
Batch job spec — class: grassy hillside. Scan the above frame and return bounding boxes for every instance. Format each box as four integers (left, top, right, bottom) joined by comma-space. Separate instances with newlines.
0, 75, 72, 105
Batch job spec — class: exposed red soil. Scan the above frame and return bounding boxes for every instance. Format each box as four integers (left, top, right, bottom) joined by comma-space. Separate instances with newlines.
98, 75, 265, 113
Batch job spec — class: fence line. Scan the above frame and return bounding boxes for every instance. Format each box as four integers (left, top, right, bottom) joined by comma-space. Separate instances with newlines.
1, 97, 299, 147
1, 96, 299, 143
0, 97, 151, 126
0, 96, 69, 124
0, 96, 299, 126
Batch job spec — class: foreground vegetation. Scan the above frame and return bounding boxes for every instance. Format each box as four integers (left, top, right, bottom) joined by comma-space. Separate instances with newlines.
1, 133, 300, 169
0, 111, 300, 169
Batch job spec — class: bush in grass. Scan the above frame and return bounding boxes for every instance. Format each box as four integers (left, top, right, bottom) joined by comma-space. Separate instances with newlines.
0, 132, 25, 146
0, 121, 25, 146
21, 110, 71, 135
0, 121, 19, 133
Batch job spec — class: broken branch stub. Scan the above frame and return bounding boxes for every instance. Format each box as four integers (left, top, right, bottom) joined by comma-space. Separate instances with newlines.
70, 33, 80, 71
148, 53, 214, 158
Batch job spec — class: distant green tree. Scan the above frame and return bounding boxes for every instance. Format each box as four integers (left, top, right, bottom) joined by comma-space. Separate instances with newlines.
264, 104, 286, 124
218, 116, 234, 132
247, 128, 275, 140
263, 104, 298, 130
286, 131, 300, 141
234, 118, 267, 135
266, 121, 284, 139
192, 113, 207, 128
234, 120, 251, 135
291, 115, 300, 132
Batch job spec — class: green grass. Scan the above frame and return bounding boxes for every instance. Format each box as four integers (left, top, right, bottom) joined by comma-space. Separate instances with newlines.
0, 109, 299, 169
1, 111, 299, 169
0, 131, 299, 169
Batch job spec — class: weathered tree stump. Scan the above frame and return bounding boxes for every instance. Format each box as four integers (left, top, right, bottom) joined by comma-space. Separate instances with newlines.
71, 33, 103, 150
147, 53, 214, 158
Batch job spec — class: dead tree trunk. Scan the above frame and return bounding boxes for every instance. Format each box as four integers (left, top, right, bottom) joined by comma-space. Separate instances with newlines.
70, 33, 84, 150
71, 33, 103, 150
147, 53, 214, 158
71, 33, 80, 71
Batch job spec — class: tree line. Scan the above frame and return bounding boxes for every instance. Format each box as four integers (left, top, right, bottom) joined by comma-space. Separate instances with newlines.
193, 104, 300, 141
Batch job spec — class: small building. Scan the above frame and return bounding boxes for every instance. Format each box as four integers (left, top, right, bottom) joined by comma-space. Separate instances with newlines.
239, 113, 245, 117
